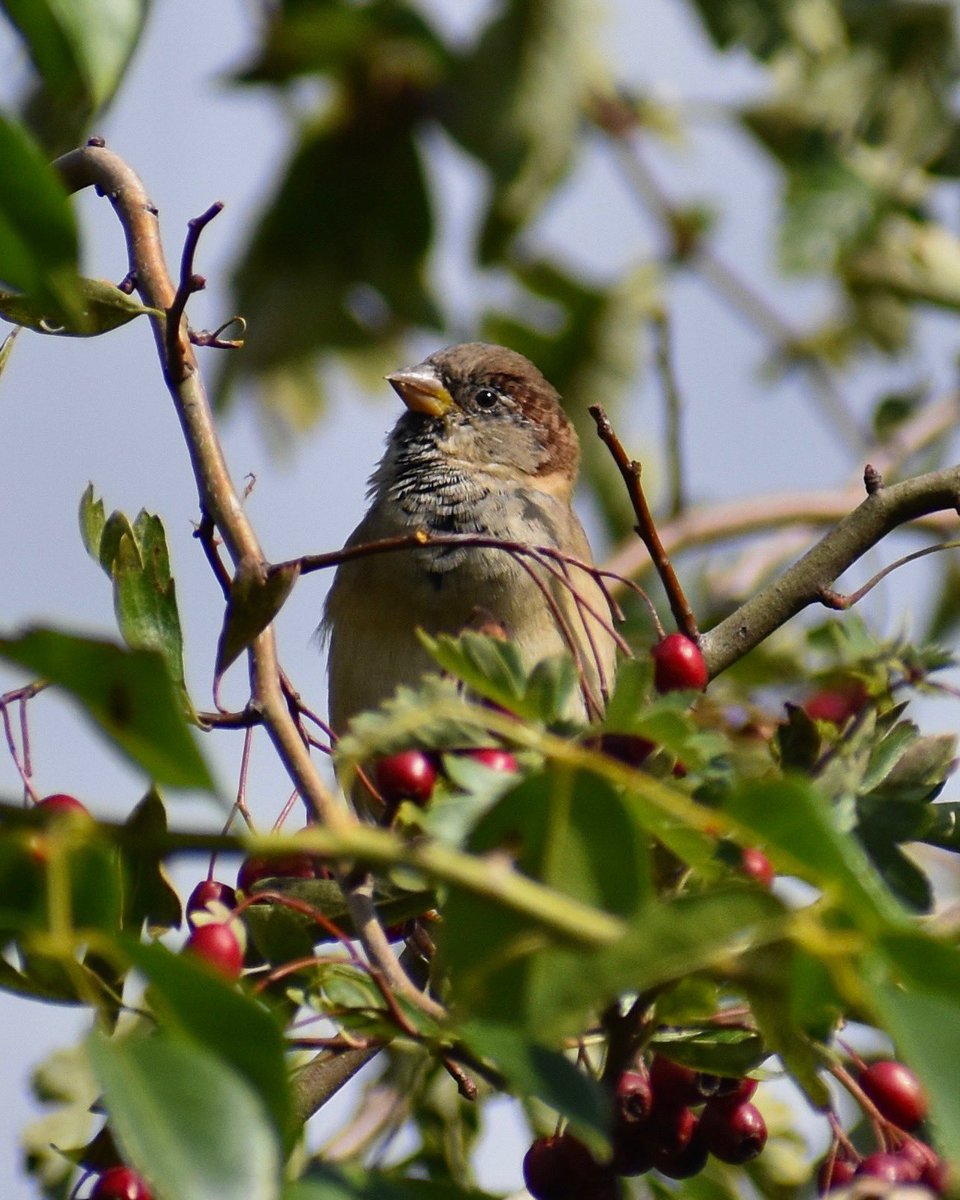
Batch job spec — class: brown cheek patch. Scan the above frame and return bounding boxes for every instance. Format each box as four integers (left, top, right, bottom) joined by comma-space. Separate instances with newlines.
487, 373, 579, 481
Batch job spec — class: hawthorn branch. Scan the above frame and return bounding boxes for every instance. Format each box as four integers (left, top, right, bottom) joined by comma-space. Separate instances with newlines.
701, 465, 960, 676
52, 142, 441, 1027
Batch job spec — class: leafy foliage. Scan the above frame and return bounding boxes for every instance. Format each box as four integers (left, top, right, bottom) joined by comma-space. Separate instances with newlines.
3, 2, 960, 1199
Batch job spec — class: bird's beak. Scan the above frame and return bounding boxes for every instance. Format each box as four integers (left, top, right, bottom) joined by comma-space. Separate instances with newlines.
386, 363, 454, 417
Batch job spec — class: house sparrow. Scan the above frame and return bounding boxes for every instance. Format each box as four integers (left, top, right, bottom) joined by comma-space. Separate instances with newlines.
322, 342, 618, 801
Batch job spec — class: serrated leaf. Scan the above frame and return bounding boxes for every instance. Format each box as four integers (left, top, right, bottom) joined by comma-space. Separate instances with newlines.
78, 494, 189, 699
215, 556, 301, 680
89, 1027, 282, 1200
0, 628, 212, 789
420, 630, 574, 721
861, 719, 919, 792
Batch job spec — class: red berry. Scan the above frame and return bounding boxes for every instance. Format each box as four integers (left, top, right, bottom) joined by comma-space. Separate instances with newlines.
467, 747, 519, 773
375, 750, 438, 806
91, 1166, 153, 1200
858, 1060, 928, 1130
186, 879, 237, 926
921, 1156, 950, 1194
818, 1153, 857, 1194
699, 1099, 767, 1164
237, 853, 316, 894
856, 1152, 920, 1183
654, 1128, 708, 1179
36, 793, 90, 819
652, 634, 708, 693
610, 1123, 655, 1176
521, 1134, 613, 1199
740, 847, 775, 888
804, 681, 867, 727
616, 1068, 653, 1125
648, 1103, 697, 1157
185, 922, 244, 979
649, 1056, 702, 1106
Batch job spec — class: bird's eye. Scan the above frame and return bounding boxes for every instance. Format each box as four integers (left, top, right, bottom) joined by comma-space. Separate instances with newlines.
475, 387, 499, 409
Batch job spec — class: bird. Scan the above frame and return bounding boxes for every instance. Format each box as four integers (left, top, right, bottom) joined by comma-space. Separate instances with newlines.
322, 342, 619, 809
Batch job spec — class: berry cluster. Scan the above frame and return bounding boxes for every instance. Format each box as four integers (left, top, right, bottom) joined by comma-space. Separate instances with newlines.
373, 745, 518, 811
523, 1056, 766, 1199
818, 1059, 946, 1194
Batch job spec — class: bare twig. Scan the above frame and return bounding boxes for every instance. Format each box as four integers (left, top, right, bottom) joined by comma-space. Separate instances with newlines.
589, 403, 693, 638
651, 312, 686, 518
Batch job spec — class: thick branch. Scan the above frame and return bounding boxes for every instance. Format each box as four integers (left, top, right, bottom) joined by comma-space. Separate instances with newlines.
701, 466, 960, 675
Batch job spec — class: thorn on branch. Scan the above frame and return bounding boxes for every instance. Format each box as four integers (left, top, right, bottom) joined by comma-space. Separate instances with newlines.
864, 464, 884, 495
117, 270, 137, 295
86, 135, 106, 148
190, 314, 246, 351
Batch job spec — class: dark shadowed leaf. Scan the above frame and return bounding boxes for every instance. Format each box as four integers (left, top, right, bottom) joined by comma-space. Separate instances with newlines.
0, 112, 81, 322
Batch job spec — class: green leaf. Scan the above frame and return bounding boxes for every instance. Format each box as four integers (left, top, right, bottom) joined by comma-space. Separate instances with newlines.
460, 1018, 610, 1151
80, 495, 189, 697
215, 556, 301, 680
722, 776, 906, 930
649, 1027, 766, 1077
286, 1164, 497, 1200
0, 276, 160, 334
88, 1027, 283, 1200
0, 111, 81, 322
123, 940, 292, 1145
596, 886, 788, 997
0, 628, 213, 789
421, 629, 575, 722
868, 932, 960, 1168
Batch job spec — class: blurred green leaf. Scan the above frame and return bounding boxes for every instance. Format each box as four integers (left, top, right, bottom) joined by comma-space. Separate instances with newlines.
649, 1026, 766, 1076
0, 111, 81, 323
124, 940, 292, 1145
440, 0, 598, 261
3, 0, 150, 153
219, 107, 440, 423
0, 628, 212, 789
89, 1027, 283, 1200
286, 1165, 497, 1200
722, 776, 905, 929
